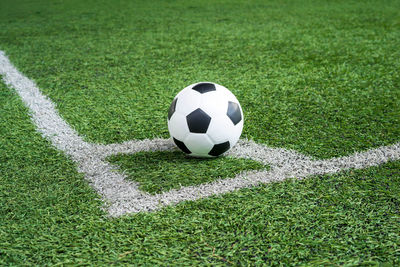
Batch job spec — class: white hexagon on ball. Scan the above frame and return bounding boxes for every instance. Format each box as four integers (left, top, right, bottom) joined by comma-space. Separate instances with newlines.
167, 82, 244, 158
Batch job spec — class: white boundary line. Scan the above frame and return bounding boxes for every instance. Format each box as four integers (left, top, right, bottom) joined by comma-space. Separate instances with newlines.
1, 50, 400, 217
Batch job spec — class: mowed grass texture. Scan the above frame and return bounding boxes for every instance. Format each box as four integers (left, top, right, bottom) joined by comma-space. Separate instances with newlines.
1, 83, 400, 265
1, 0, 399, 158
107, 151, 267, 194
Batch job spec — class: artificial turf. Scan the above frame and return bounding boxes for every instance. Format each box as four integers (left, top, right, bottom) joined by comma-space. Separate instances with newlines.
1, 82, 399, 265
1, 0, 400, 265
1, 0, 399, 158
107, 151, 267, 194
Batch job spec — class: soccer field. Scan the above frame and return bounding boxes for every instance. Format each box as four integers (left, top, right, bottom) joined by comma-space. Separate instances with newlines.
1, 0, 400, 265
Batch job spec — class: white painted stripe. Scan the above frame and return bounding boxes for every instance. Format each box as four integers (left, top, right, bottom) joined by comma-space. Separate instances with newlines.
106, 141, 400, 216
0, 51, 146, 207
93, 138, 176, 158
1, 50, 399, 217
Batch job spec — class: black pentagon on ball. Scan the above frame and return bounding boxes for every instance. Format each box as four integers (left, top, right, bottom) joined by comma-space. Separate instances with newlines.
186, 108, 211, 133
168, 98, 178, 120
192, 83, 216, 94
227, 101, 242, 125
208, 141, 230, 157
173, 137, 191, 154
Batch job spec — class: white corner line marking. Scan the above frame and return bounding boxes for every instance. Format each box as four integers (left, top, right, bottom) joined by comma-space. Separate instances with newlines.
1, 50, 399, 217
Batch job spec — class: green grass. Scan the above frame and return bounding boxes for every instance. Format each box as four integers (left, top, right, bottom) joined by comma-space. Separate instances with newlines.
107, 151, 267, 194
1, 82, 399, 265
1, 0, 400, 265
1, 0, 399, 158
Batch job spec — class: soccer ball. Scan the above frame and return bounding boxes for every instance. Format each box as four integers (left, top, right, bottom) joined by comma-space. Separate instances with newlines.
167, 82, 244, 157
